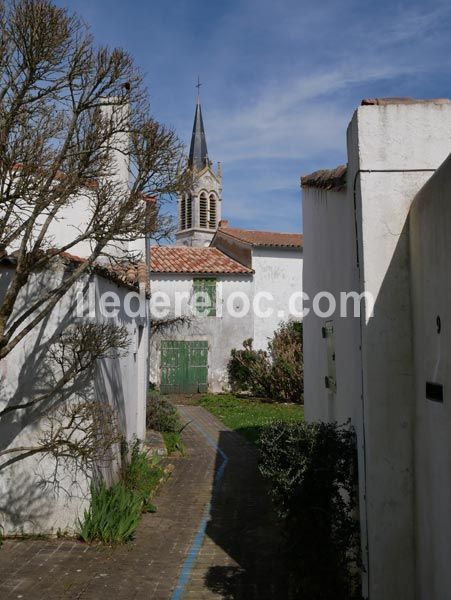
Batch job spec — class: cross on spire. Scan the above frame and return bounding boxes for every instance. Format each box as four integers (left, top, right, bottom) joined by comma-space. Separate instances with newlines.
196, 76, 202, 99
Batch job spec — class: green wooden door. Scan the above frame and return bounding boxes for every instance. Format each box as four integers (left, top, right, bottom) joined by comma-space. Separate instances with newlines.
160, 340, 208, 394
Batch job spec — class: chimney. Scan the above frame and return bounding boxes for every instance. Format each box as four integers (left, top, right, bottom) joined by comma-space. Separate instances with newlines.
219, 219, 229, 228
100, 97, 130, 191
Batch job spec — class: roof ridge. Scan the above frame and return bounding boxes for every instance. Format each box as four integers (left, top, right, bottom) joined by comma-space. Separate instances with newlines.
216, 226, 303, 248
222, 225, 301, 235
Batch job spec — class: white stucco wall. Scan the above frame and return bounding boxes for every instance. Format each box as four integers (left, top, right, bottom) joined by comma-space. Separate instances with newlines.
149, 273, 253, 392
302, 187, 362, 422
0, 265, 148, 535
302, 185, 368, 586
349, 101, 451, 600
251, 247, 303, 350
410, 154, 451, 600
303, 100, 451, 600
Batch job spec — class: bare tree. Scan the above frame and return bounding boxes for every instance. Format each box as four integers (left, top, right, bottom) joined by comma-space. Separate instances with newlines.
0, 0, 191, 466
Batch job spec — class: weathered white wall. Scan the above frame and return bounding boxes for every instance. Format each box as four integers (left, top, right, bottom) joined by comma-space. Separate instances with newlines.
0, 265, 148, 535
94, 276, 148, 444
302, 187, 361, 423
302, 185, 368, 587
149, 273, 253, 392
410, 154, 451, 600
303, 100, 451, 600
349, 101, 451, 600
251, 247, 303, 350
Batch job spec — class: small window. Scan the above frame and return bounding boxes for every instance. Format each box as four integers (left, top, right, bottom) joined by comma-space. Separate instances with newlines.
193, 278, 216, 316
209, 194, 217, 229
199, 193, 208, 228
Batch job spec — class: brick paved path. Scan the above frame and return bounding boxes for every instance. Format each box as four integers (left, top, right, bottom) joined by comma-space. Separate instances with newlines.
0, 406, 291, 599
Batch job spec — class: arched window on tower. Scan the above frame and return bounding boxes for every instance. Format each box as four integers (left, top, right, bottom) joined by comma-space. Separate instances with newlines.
199, 192, 208, 228
180, 196, 186, 230
209, 194, 217, 229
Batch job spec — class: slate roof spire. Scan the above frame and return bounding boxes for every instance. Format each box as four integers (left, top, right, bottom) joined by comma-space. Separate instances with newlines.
188, 78, 209, 170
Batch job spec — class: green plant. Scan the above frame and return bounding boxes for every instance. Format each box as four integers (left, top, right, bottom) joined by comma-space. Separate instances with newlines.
198, 393, 304, 445
146, 394, 182, 433
162, 431, 185, 455
79, 444, 165, 542
227, 321, 303, 403
79, 482, 142, 544
227, 338, 269, 395
259, 420, 362, 600
267, 321, 303, 403
124, 444, 164, 512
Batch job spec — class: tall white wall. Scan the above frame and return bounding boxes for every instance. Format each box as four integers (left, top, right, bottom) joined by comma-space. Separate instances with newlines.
251, 247, 303, 350
0, 265, 148, 535
410, 154, 451, 600
348, 101, 451, 600
149, 274, 253, 392
303, 187, 361, 421
303, 100, 451, 600
302, 186, 368, 587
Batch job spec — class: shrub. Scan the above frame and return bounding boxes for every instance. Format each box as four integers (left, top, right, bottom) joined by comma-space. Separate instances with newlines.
227, 321, 303, 403
146, 394, 182, 433
227, 338, 269, 395
259, 420, 362, 600
268, 321, 303, 403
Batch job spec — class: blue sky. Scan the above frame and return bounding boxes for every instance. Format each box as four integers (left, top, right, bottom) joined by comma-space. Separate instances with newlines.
57, 0, 451, 233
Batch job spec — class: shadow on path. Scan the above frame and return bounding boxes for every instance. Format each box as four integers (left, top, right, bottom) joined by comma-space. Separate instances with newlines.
179, 407, 292, 600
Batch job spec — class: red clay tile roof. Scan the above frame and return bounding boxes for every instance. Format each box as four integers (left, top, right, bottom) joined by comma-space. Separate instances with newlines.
218, 227, 303, 248
150, 246, 252, 274
301, 165, 347, 192
361, 97, 451, 106
1, 249, 149, 292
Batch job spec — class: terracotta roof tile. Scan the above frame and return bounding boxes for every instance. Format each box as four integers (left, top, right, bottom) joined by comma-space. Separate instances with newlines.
218, 227, 303, 248
150, 246, 252, 274
301, 165, 347, 192
62, 254, 149, 292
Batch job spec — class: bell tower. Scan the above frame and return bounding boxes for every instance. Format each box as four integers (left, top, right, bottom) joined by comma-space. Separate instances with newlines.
176, 81, 222, 247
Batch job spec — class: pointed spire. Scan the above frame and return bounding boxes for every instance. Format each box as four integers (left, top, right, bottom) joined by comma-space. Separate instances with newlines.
188, 78, 208, 170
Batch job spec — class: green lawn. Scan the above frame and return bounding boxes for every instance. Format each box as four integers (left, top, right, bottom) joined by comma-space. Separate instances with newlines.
198, 393, 304, 445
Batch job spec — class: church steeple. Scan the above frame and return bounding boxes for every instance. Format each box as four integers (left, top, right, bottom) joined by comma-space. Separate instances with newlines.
188, 81, 208, 170
176, 81, 222, 247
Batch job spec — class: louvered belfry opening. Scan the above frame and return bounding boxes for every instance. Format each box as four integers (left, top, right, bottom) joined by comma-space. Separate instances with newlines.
180, 196, 186, 230
209, 194, 217, 229
180, 194, 194, 231
199, 192, 208, 228
186, 195, 193, 229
